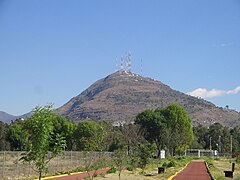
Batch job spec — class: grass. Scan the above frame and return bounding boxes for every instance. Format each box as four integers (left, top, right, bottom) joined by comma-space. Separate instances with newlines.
92, 156, 196, 180
93, 156, 240, 180
205, 157, 240, 180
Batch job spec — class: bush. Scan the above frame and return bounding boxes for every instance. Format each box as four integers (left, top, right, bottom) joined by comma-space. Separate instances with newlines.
167, 161, 176, 168
177, 156, 185, 160
162, 162, 168, 168
107, 167, 116, 174
162, 161, 176, 168
127, 166, 133, 171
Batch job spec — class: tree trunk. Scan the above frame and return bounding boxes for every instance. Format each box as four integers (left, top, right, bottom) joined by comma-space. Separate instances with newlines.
39, 171, 42, 180
157, 148, 161, 158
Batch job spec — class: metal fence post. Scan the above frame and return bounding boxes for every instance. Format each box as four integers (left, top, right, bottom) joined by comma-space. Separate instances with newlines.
16, 151, 19, 178
2, 151, 5, 178
71, 151, 73, 169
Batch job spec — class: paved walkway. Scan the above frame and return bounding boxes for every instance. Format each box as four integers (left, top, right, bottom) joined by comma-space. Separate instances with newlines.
173, 160, 213, 180
44, 168, 110, 180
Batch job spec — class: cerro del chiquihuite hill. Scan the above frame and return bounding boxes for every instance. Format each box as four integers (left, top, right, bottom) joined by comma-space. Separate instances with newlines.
56, 71, 240, 127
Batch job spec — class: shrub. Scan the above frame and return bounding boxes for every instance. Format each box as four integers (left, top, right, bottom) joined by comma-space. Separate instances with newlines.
167, 161, 176, 168
127, 166, 133, 171
162, 162, 168, 168
177, 156, 185, 160
107, 167, 116, 174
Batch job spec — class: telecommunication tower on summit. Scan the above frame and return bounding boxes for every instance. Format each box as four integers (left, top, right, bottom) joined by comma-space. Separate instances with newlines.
117, 52, 132, 73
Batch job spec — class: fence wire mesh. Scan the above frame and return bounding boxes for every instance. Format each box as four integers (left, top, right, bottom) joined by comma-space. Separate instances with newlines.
0, 151, 113, 180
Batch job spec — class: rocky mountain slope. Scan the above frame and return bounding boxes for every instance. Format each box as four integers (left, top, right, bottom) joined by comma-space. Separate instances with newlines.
0, 111, 16, 124
56, 71, 240, 127
0, 111, 32, 124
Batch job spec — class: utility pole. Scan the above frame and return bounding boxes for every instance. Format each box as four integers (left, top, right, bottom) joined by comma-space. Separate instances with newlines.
210, 137, 212, 150
219, 135, 221, 156
230, 135, 233, 157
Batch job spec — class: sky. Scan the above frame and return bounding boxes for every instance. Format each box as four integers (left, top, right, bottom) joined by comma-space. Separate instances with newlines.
0, 0, 240, 115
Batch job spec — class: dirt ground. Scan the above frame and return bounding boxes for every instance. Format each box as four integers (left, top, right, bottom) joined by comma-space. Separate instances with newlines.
45, 168, 163, 180
94, 170, 163, 180
44, 160, 213, 180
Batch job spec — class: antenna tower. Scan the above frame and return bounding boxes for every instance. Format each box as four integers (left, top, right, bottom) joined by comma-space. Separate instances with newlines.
126, 52, 132, 73
116, 52, 132, 73
120, 56, 124, 72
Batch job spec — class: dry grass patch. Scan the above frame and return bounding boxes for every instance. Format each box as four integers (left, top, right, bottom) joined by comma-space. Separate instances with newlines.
207, 158, 240, 180
94, 169, 168, 180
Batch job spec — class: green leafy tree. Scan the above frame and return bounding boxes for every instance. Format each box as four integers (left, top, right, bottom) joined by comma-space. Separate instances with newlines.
208, 123, 223, 152
98, 122, 124, 152
231, 126, 240, 155
137, 142, 157, 172
192, 125, 208, 149
21, 105, 66, 180
0, 121, 10, 150
74, 121, 104, 151
159, 104, 194, 155
135, 109, 168, 156
51, 114, 77, 150
221, 126, 231, 153
7, 121, 28, 150
136, 104, 193, 156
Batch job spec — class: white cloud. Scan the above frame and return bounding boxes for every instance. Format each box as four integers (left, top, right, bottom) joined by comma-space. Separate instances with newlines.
227, 86, 240, 95
187, 86, 240, 98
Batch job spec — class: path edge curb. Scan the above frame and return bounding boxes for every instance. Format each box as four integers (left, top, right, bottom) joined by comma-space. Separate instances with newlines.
40, 171, 84, 180
167, 161, 190, 180
204, 161, 214, 180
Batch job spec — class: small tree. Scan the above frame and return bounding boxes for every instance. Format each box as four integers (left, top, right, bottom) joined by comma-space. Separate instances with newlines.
84, 152, 108, 180
21, 105, 66, 180
137, 143, 157, 173
113, 148, 128, 179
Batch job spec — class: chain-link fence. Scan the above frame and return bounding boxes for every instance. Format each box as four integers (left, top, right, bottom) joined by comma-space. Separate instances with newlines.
0, 151, 113, 180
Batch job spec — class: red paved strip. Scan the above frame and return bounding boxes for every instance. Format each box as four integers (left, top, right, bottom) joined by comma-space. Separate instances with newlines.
174, 160, 212, 180
46, 168, 110, 180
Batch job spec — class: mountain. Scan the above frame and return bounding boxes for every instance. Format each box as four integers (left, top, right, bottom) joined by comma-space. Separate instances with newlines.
0, 111, 32, 124
0, 111, 16, 124
56, 71, 240, 127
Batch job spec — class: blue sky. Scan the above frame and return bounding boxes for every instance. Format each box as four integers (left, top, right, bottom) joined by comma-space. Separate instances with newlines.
0, 0, 240, 115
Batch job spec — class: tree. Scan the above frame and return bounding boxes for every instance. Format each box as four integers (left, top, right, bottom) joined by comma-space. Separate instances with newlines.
0, 121, 10, 150
120, 123, 146, 152
98, 122, 124, 152
221, 126, 231, 153
51, 114, 77, 150
159, 104, 194, 155
21, 105, 66, 180
136, 104, 194, 156
112, 148, 128, 179
7, 121, 28, 150
208, 123, 223, 152
231, 126, 240, 155
135, 109, 168, 157
137, 142, 157, 172
192, 125, 208, 149
74, 121, 104, 151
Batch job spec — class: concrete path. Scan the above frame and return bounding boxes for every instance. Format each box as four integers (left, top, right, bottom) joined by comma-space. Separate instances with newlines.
173, 160, 213, 180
